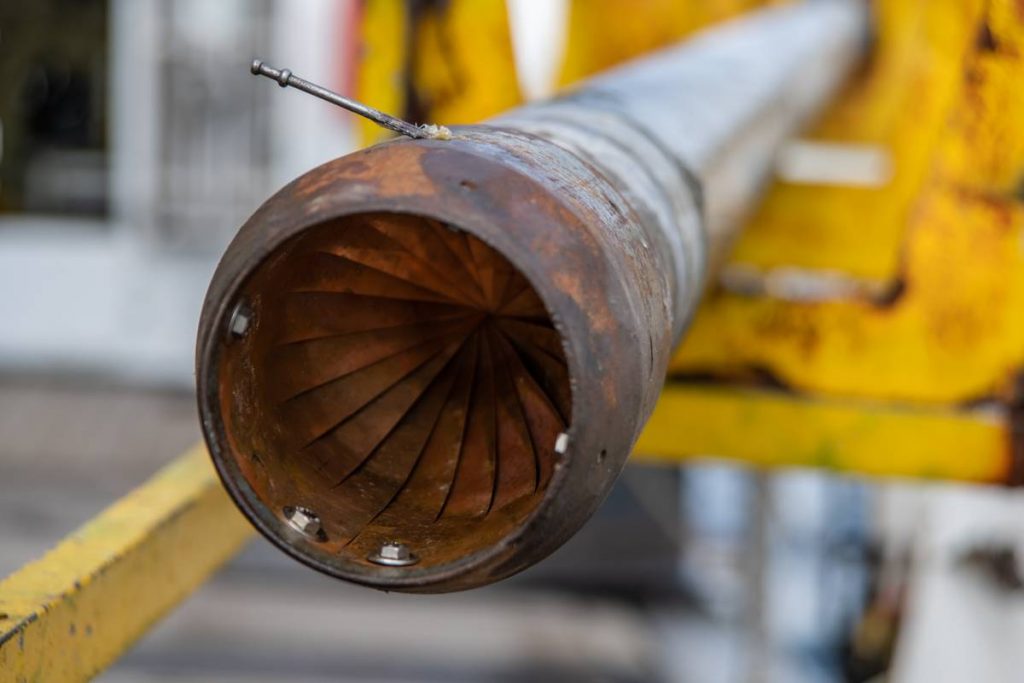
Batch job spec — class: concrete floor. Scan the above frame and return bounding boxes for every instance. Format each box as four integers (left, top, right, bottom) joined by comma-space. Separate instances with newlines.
0, 376, 201, 577
0, 376, 847, 683
0, 377, 664, 682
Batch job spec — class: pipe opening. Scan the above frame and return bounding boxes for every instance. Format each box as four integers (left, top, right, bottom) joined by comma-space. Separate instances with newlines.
215, 212, 571, 573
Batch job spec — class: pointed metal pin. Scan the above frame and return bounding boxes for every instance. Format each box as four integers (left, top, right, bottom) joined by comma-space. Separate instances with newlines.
250, 59, 451, 141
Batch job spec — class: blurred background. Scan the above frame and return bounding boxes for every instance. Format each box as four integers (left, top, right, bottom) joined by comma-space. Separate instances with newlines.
3, 1, 1024, 682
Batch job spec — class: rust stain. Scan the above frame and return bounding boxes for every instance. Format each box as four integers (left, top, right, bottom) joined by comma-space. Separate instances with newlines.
976, 21, 999, 52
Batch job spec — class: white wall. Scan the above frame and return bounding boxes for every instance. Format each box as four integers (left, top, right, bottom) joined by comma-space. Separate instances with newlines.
0, 0, 356, 388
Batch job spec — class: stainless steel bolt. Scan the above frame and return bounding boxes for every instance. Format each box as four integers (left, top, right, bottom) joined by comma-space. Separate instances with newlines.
284, 506, 323, 540
228, 301, 252, 338
368, 541, 419, 567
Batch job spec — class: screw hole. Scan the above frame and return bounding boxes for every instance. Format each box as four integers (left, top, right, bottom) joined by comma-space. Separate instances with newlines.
598, 449, 607, 463
459, 179, 477, 190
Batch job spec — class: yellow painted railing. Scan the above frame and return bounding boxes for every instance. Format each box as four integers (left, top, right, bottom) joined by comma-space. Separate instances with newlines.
0, 447, 253, 681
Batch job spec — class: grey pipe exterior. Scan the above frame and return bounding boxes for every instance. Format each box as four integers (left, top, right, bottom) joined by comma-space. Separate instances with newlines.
498, 0, 869, 340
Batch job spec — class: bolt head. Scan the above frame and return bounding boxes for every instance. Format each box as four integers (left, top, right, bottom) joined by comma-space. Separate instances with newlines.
284, 506, 323, 540
228, 301, 252, 338
554, 432, 570, 455
368, 541, 419, 567
381, 543, 409, 561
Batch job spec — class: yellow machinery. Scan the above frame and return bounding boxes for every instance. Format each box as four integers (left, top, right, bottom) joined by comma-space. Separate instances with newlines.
2, 0, 1023, 677
356, 0, 1024, 484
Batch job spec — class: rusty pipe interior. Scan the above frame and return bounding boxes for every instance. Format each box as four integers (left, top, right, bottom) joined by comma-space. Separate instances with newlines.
217, 211, 570, 575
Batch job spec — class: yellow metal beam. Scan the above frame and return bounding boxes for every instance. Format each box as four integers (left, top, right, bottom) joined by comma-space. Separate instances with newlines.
0, 446, 253, 682
635, 382, 1013, 484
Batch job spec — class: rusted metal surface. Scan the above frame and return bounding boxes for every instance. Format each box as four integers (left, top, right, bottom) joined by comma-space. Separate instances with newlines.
197, 1, 868, 591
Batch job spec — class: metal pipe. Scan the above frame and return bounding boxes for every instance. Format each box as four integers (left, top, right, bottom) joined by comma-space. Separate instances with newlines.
197, 0, 869, 592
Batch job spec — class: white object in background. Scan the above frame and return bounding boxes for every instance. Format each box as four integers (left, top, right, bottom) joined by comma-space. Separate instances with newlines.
776, 141, 892, 188
270, 0, 355, 186
889, 485, 1024, 683
507, 0, 569, 101
0, 0, 355, 388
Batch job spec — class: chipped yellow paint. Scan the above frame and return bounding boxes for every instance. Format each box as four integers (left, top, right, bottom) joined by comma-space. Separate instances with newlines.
0, 446, 253, 682
673, 0, 1024, 404
934, 0, 1024, 195
728, 0, 989, 279
676, 193, 1024, 403
635, 383, 1011, 483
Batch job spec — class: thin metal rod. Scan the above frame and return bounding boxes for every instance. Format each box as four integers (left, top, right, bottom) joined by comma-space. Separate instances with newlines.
250, 59, 430, 140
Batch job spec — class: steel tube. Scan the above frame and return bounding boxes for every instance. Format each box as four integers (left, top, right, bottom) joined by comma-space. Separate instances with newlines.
498, 0, 868, 334
197, 0, 869, 592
